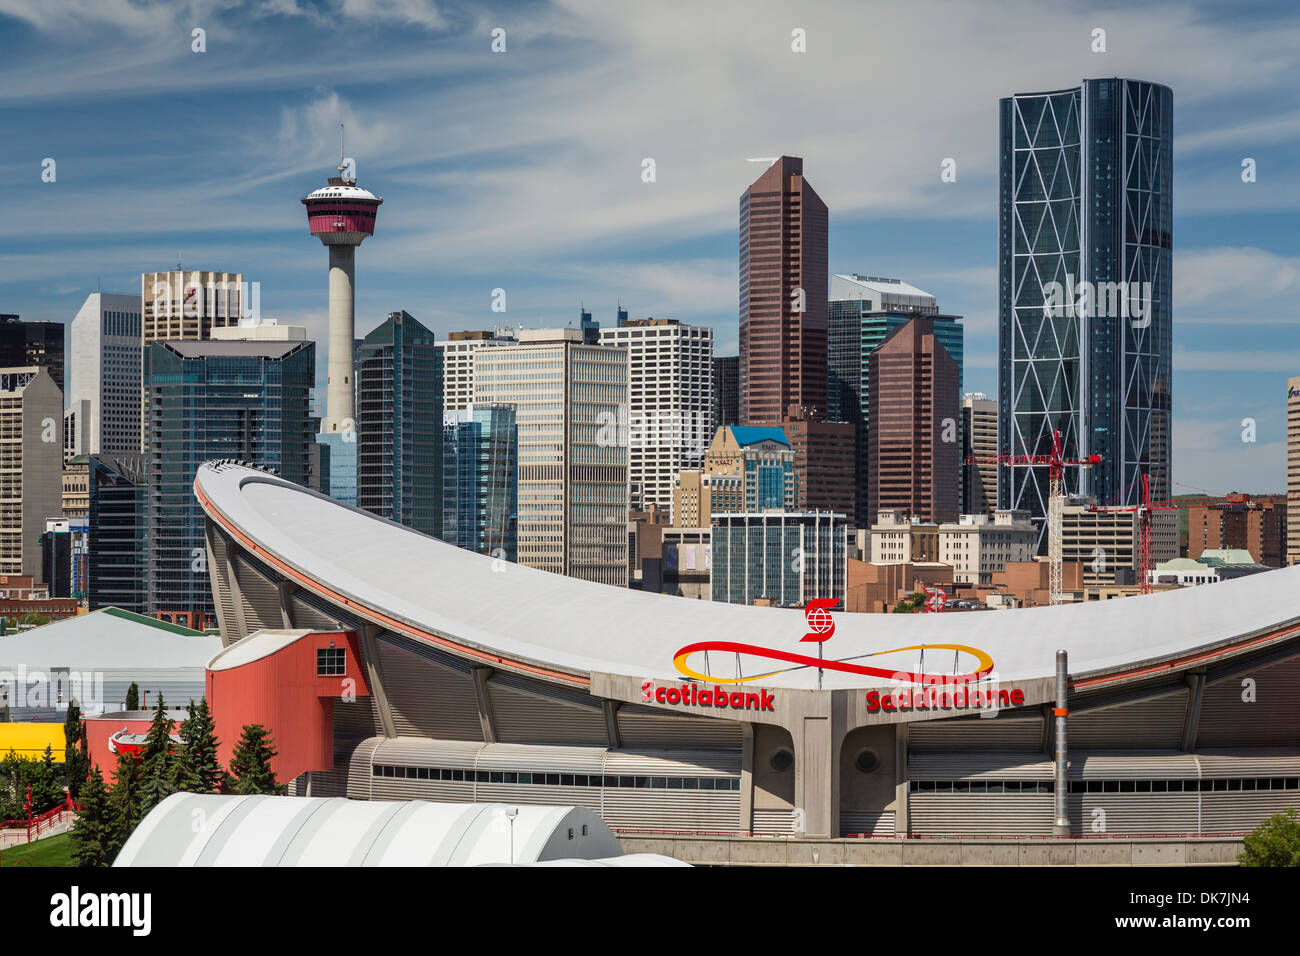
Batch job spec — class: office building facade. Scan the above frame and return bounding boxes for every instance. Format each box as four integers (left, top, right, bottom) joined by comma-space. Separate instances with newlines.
739, 156, 828, 424
938, 510, 1038, 587
474, 329, 628, 587
68, 293, 143, 456
600, 318, 712, 511
712, 511, 847, 608
866, 317, 960, 525
147, 339, 315, 622
999, 79, 1173, 538
1289, 378, 1300, 565
0, 314, 65, 395
140, 270, 245, 451
781, 410, 856, 521
672, 425, 796, 526
962, 393, 998, 516
436, 330, 518, 413
828, 275, 963, 527
712, 355, 740, 431
443, 404, 518, 562
357, 311, 443, 537
87, 453, 148, 614
0, 368, 63, 581
1187, 495, 1288, 568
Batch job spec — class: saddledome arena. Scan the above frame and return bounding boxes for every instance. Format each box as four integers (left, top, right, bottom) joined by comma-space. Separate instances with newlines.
195, 463, 1300, 840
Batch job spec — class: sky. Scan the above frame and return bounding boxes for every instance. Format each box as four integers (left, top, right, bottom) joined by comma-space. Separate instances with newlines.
1, 0, 1298, 494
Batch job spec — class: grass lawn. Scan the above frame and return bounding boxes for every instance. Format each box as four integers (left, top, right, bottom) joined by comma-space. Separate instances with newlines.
0, 831, 74, 867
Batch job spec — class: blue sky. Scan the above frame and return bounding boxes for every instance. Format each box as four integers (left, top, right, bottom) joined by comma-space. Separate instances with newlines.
2, 0, 1299, 493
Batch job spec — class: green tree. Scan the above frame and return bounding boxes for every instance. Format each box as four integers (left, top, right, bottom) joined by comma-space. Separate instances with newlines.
1240, 808, 1300, 867
125, 682, 139, 711
174, 699, 223, 793
64, 700, 89, 800
228, 724, 285, 795
139, 695, 175, 813
31, 745, 65, 812
69, 765, 111, 868
891, 591, 928, 613
106, 750, 144, 861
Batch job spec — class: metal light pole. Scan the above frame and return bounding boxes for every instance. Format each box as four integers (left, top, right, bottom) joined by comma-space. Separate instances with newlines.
1053, 650, 1070, 835
505, 806, 518, 864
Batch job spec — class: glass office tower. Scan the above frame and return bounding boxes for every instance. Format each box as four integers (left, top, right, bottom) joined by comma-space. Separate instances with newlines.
998, 79, 1172, 545
827, 296, 963, 526
357, 311, 443, 537
443, 404, 518, 562
87, 453, 147, 614
148, 340, 316, 622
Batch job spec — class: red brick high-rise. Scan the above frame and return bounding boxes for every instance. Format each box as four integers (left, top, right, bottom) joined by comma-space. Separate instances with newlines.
866, 316, 959, 524
739, 156, 828, 426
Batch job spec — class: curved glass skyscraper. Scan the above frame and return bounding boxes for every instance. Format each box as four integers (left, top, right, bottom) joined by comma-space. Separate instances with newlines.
998, 78, 1172, 546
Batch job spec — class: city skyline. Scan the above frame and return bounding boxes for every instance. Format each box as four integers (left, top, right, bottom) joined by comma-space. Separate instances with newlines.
2, 2, 1298, 500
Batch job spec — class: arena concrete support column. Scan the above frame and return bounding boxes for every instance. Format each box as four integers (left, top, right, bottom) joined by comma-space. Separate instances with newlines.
785, 694, 849, 839
360, 625, 397, 738
472, 667, 497, 743
277, 580, 298, 629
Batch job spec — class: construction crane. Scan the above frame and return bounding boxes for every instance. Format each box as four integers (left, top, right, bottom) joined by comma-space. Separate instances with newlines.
965, 429, 1101, 605
1086, 472, 1167, 595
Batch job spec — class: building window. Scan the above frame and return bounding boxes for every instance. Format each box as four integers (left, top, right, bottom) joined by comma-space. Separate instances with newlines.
317, 647, 345, 676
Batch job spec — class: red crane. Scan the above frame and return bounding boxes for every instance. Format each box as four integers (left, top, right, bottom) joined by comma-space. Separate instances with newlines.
965, 428, 1101, 605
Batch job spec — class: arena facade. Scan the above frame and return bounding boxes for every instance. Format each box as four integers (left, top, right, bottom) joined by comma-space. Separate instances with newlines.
194, 463, 1300, 839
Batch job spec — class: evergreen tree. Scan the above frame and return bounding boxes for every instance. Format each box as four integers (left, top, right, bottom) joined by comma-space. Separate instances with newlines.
125, 682, 139, 711
139, 695, 176, 813
228, 724, 285, 795
64, 700, 88, 800
69, 766, 110, 867
31, 744, 65, 812
175, 699, 224, 793
106, 750, 144, 861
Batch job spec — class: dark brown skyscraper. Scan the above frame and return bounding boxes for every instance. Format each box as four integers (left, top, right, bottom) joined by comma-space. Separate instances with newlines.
739, 156, 828, 425
867, 316, 959, 524
783, 408, 856, 519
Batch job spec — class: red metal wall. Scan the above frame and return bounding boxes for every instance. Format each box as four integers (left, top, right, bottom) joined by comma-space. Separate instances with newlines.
206, 631, 369, 785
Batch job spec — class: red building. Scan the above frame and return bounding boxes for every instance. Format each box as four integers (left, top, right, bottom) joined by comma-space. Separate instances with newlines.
206, 629, 370, 784
1186, 494, 1288, 567
782, 408, 856, 520
866, 316, 960, 524
739, 156, 828, 426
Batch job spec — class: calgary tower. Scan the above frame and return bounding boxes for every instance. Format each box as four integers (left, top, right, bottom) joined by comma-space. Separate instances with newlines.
302, 136, 383, 434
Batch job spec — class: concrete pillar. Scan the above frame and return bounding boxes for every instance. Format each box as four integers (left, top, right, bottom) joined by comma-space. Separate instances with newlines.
323, 243, 356, 434
740, 723, 755, 832
792, 711, 847, 838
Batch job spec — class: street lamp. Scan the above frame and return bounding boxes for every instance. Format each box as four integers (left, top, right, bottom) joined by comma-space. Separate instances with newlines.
505, 807, 518, 864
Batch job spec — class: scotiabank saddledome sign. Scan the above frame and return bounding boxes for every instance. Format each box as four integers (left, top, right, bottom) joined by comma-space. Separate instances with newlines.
648, 602, 1011, 715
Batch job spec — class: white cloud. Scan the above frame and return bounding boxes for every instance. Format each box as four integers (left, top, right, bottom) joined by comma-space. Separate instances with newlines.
1175, 247, 1300, 308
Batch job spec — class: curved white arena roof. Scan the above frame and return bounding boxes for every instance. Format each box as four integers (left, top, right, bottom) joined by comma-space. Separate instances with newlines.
194, 464, 1300, 691
114, 793, 677, 866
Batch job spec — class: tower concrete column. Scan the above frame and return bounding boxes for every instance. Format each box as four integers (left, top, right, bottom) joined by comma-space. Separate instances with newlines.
324, 243, 356, 434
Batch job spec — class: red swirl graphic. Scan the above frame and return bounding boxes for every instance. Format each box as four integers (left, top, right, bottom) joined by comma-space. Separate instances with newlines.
672, 640, 995, 686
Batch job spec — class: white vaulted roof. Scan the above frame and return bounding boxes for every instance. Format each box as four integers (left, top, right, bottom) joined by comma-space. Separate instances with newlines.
114, 793, 684, 866
194, 464, 1300, 691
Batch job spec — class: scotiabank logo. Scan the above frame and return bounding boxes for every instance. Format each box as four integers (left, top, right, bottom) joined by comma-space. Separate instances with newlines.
642, 679, 775, 712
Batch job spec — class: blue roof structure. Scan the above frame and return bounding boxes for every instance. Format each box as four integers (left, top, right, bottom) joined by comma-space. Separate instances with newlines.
727, 426, 790, 448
